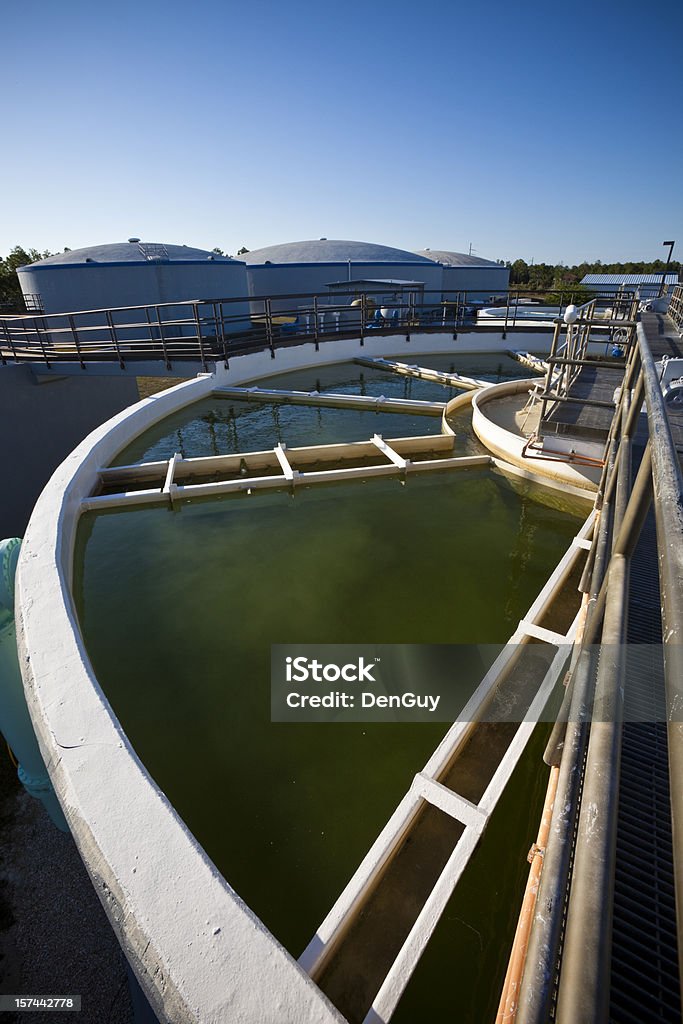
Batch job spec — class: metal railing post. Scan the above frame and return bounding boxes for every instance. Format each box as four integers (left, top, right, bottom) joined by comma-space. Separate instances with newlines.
67, 315, 86, 370
33, 318, 51, 368
154, 306, 171, 371
105, 310, 125, 370
1, 320, 17, 363
192, 302, 208, 371
213, 302, 229, 369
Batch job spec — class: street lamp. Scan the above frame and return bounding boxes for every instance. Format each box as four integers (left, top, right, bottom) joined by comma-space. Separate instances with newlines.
660, 240, 675, 297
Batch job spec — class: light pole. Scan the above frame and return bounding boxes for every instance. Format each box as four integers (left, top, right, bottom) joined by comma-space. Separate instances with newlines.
660, 240, 675, 297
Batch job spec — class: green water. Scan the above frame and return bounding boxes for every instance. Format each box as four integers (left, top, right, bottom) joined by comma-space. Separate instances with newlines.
75, 470, 577, 982
118, 354, 530, 465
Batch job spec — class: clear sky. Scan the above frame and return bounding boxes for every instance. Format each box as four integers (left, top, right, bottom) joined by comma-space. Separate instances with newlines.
3, 0, 682, 265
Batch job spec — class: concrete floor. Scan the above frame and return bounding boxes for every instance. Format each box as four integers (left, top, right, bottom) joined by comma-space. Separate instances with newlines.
0, 749, 134, 1024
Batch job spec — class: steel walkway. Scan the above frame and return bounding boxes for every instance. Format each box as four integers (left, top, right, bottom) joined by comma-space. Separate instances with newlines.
514, 296, 683, 1024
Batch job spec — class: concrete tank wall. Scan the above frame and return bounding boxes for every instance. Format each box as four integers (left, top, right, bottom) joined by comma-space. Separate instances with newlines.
0, 364, 139, 536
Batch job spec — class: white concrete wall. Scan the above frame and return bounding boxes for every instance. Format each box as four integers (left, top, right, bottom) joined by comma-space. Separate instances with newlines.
12, 325, 563, 1023
471, 378, 600, 491
15, 373, 345, 1024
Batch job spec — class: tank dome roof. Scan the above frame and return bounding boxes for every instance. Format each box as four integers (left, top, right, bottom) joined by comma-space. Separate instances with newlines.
417, 249, 503, 269
23, 241, 244, 268
240, 239, 440, 265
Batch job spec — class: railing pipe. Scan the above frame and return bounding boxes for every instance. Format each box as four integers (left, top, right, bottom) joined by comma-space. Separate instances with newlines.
638, 322, 683, 997
154, 306, 171, 371
192, 302, 208, 371
555, 554, 628, 1024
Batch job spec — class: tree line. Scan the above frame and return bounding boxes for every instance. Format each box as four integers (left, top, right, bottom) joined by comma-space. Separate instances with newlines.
506, 257, 681, 292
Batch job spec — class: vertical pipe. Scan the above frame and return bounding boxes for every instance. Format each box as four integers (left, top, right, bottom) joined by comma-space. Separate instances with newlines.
555, 556, 628, 1024
496, 765, 560, 1024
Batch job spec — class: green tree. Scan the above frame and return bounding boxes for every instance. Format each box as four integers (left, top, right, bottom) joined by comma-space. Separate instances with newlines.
0, 246, 53, 311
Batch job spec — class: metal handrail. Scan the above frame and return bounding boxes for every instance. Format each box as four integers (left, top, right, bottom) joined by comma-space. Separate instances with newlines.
515, 315, 683, 1022
0, 289, 625, 371
668, 284, 683, 331
535, 294, 639, 428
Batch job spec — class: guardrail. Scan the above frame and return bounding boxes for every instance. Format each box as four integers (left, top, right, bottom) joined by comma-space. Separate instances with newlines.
535, 294, 640, 428
668, 284, 683, 332
0, 287, 630, 371
516, 315, 683, 1022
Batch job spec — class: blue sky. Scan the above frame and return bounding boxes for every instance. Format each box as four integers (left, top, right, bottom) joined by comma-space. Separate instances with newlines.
3, 0, 682, 265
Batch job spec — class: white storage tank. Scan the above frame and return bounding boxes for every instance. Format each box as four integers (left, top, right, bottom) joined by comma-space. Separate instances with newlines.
417, 250, 509, 303
17, 239, 250, 334
240, 239, 443, 312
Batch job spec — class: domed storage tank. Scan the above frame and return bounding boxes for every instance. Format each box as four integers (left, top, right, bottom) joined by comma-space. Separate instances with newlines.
417, 250, 509, 304
17, 240, 250, 334
241, 239, 443, 312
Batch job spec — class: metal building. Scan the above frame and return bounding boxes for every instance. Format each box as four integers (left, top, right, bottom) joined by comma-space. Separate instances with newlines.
416, 250, 509, 302
580, 273, 679, 299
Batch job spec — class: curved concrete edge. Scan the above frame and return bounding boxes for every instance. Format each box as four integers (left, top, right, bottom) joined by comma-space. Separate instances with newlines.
210, 329, 556, 387
471, 379, 600, 493
441, 391, 476, 435
15, 374, 345, 1023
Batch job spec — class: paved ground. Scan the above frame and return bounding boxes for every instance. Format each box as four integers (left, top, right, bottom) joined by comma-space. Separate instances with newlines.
0, 749, 134, 1024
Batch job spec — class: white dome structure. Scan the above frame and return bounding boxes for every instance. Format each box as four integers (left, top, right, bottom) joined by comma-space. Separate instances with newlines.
241, 239, 443, 310
17, 240, 249, 319
418, 249, 509, 300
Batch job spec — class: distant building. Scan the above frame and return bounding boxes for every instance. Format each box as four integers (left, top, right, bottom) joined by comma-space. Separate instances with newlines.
580, 273, 679, 299
416, 250, 509, 301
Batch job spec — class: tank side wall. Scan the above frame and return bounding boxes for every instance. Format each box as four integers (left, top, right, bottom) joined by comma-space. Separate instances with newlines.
0, 364, 139, 536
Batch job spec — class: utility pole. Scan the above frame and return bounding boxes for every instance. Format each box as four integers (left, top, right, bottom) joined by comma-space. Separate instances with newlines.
660, 240, 675, 297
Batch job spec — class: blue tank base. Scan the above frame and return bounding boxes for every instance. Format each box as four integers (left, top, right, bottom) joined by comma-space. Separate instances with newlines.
17, 763, 69, 832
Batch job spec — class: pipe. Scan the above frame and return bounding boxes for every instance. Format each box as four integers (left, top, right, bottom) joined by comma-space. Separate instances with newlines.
516, 645, 597, 1024
555, 555, 628, 1023
496, 765, 560, 1024
637, 322, 683, 1000
0, 538, 68, 831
